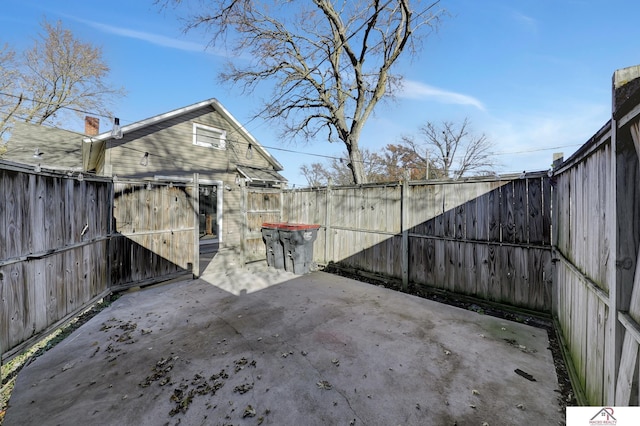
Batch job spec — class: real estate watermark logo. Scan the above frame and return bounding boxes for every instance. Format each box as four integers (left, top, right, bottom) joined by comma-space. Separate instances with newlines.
567, 406, 639, 425
588, 407, 616, 425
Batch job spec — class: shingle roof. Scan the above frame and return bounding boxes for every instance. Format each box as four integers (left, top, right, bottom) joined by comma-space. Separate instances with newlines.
3, 121, 84, 171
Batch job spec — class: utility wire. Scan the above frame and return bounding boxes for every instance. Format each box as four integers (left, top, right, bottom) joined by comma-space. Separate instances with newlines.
0, 91, 115, 120
1, 99, 584, 170
494, 144, 582, 155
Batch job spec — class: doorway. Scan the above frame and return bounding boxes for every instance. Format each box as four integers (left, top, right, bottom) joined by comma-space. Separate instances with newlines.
198, 183, 221, 245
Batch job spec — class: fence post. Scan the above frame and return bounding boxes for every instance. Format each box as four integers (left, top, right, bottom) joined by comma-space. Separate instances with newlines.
192, 173, 200, 278
279, 182, 284, 223
607, 69, 640, 404
551, 156, 562, 318
240, 180, 247, 268
325, 178, 333, 265
107, 179, 115, 289
401, 171, 410, 290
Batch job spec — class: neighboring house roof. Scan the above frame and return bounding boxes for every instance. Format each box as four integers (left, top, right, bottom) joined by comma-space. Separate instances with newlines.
83, 98, 284, 173
2, 121, 84, 171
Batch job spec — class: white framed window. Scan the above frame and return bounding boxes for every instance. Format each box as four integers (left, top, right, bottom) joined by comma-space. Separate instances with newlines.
193, 123, 226, 149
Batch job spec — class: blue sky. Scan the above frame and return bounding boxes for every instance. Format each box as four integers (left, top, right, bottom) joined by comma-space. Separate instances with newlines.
1, 0, 638, 186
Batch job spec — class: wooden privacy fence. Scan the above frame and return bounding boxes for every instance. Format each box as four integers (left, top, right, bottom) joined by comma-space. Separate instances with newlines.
274, 173, 553, 312
553, 122, 612, 406
0, 162, 111, 362
553, 65, 640, 406
0, 162, 197, 363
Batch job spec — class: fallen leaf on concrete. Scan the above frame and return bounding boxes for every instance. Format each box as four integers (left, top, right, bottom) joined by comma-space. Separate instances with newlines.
233, 382, 254, 394
234, 357, 249, 372
243, 405, 256, 418
317, 380, 332, 390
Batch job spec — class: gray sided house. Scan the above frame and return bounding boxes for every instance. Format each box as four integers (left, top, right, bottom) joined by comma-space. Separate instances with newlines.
82, 98, 286, 252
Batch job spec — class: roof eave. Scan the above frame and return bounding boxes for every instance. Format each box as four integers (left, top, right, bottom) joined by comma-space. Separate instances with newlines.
211, 100, 284, 171
86, 99, 284, 171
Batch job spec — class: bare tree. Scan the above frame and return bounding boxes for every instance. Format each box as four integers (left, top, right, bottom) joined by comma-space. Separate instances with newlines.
160, 0, 445, 184
0, 44, 20, 143
379, 142, 437, 180
300, 162, 330, 187
0, 19, 124, 136
400, 118, 497, 179
300, 148, 386, 186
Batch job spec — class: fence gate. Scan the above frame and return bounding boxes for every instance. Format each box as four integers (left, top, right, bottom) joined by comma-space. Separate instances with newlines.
110, 179, 198, 291
241, 186, 283, 264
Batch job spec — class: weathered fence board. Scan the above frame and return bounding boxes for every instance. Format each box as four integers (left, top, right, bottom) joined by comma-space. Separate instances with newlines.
501, 181, 516, 244
5, 171, 23, 258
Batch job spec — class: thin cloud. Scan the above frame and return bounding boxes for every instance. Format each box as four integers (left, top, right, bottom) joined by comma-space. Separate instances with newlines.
511, 10, 538, 35
513, 11, 537, 27
72, 17, 213, 54
399, 80, 486, 111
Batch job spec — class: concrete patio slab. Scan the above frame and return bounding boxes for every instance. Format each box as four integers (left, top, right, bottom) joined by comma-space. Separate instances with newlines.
4, 261, 564, 426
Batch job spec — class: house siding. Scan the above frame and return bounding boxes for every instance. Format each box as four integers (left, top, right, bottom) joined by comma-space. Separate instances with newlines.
104, 106, 278, 250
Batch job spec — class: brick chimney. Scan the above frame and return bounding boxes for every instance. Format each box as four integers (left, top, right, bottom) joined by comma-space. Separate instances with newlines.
85, 116, 99, 136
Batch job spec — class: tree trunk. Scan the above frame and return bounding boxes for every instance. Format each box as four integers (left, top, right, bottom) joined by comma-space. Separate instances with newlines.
347, 140, 366, 184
